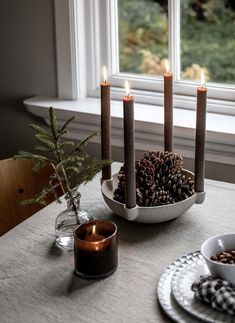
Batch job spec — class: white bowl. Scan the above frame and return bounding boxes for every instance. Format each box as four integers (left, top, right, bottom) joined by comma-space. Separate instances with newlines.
101, 170, 205, 223
201, 233, 235, 285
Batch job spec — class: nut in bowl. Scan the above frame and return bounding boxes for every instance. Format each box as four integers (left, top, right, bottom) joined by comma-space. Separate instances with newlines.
201, 233, 235, 285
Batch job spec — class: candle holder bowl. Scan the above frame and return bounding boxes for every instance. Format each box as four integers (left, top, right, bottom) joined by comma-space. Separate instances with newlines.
101, 169, 205, 223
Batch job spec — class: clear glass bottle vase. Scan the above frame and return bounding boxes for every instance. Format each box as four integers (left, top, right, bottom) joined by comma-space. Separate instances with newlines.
55, 190, 92, 250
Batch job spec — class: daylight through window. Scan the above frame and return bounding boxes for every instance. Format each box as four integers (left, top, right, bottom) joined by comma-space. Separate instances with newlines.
118, 0, 235, 86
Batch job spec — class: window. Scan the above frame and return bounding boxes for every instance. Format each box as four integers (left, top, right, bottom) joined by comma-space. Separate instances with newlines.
118, 0, 168, 76
25, 0, 235, 169
81, 0, 235, 113
181, 0, 235, 85
118, 0, 235, 87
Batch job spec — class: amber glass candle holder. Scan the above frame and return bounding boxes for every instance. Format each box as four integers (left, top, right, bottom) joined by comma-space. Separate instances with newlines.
74, 220, 118, 278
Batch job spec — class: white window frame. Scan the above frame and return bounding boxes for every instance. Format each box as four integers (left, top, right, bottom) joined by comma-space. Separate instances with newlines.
24, 0, 235, 168
54, 0, 235, 114
86, 0, 235, 113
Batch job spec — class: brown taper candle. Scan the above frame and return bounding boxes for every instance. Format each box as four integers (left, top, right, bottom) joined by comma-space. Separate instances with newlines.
123, 81, 136, 209
101, 67, 111, 180
164, 61, 173, 152
194, 71, 207, 192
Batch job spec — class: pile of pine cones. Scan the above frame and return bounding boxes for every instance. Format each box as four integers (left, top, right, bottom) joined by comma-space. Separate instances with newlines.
113, 150, 194, 207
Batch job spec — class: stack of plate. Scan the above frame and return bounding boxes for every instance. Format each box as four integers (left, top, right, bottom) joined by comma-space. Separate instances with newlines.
157, 251, 235, 323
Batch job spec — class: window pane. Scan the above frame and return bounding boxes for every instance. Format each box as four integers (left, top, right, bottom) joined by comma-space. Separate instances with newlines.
181, 0, 235, 85
118, 0, 168, 76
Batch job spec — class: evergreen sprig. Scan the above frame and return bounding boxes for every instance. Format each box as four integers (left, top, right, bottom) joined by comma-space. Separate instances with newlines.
15, 107, 111, 208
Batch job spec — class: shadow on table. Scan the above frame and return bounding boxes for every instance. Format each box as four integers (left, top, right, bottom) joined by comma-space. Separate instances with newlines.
65, 273, 99, 294
106, 213, 176, 244
46, 242, 66, 258
48, 271, 101, 297
156, 300, 175, 322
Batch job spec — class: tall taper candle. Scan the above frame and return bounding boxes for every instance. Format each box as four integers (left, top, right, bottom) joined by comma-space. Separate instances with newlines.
101, 66, 111, 180
164, 60, 173, 152
123, 81, 136, 208
194, 71, 207, 192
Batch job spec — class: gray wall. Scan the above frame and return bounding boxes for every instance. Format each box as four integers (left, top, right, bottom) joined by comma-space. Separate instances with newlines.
0, 0, 57, 159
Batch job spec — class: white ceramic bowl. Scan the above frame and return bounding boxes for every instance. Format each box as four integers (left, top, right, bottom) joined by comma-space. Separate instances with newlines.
201, 233, 235, 285
101, 170, 205, 223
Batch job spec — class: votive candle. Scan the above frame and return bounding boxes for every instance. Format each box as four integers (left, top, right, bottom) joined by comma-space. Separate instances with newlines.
74, 220, 118, 278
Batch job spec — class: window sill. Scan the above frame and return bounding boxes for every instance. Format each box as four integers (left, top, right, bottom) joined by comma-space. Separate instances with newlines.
24, 96, 235, 166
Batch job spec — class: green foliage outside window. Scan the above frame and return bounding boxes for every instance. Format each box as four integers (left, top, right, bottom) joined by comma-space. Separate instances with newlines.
118, 0, 168, 74
118, 0, 235, 84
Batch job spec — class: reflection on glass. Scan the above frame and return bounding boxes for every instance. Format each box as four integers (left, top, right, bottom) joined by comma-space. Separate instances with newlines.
181, 0, 235, 84
118, 0, 168, 76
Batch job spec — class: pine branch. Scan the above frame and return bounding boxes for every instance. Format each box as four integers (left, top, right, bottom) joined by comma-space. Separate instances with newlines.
68, 158, 112, 186
34, 145, 54, 152
73, 132, 98, 153
59, 155, 85, 166
59, 140, 74, 149
35, 133, 56, 151
21, 197, 46, 206
49, 107, 58, 140
81, 158, 111, 184
17, 107, 111, 208
58, 116, 75, 136
21, 181, 63, 206
57, 130, 68, 138
29, 124, 53, 139
15, 151, 50, 163
32, 160, 49, 172
64, 166, 81, 174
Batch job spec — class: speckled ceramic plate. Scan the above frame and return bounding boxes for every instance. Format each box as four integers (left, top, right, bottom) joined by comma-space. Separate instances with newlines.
157, 252, 200, 323
171, 251, 235, 323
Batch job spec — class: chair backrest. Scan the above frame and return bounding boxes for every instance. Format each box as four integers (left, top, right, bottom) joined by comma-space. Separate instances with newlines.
0, 158, 63, 236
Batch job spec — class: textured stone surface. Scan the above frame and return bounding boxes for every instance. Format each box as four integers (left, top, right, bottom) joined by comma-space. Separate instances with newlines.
1, 163, 235, 323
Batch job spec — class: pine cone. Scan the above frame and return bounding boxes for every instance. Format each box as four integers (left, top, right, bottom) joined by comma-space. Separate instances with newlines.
141, 186, 175, 207
137, 184, 158, 206
113, 150, 194, 207
154, 187, 175, 206
114, 159, 157, 206
165, 172, 194, 202
113, 165, 125, 203
143, 150, 183, 173
136, 159, 156, 188
113, 186, 125, 203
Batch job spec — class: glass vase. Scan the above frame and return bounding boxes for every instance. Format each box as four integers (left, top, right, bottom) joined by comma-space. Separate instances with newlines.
55, 190, 92, 250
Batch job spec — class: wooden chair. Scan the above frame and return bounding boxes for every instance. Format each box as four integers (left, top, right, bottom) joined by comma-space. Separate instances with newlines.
0, 158, 63, 236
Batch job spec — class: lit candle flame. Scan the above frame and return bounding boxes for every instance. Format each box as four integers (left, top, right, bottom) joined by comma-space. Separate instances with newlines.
201, 70, 205, 88
102, 66, 107, 83
92, 224, 96, 235
165, 59, 169, 73
125, 80, 130, 97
